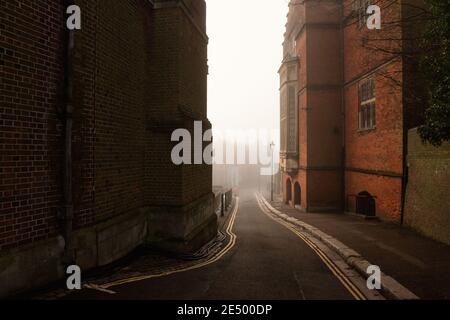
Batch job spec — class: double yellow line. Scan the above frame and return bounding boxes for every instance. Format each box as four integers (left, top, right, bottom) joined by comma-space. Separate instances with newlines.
94, 199, 240, 290
255, 193, 366, 300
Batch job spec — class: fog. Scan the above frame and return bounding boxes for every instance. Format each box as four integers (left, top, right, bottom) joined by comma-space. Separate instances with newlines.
207, 0, 288, 132
207, 0, 288, 191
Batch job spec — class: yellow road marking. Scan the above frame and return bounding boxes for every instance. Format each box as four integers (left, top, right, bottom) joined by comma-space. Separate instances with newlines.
95, 198, 240, 289
255, 193, 367, 300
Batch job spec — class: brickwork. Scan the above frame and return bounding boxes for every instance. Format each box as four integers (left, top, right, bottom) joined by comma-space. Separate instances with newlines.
145, 1, 211, 207
1, 0, 214, 255
280, 0, 420, 222
281, 0, 343, 212
72, 0, 96, 228
0, 0, 65, 250
90, 0, 148, 223
343, 0, 404, 222
404, 129, 450, 245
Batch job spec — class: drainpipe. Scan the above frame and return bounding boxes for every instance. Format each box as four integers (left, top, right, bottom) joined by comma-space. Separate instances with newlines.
340, 2, 346, 213
400, 78, 408, 226
61, 0, 75, 265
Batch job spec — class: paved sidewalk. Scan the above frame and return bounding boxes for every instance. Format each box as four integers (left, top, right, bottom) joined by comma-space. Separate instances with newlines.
268, 196, 450, 299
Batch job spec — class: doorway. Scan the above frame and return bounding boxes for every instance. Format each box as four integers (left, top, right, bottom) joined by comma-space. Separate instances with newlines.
294, 182, 301, 208
356, 191, 376, 217
286, 179, 292, 205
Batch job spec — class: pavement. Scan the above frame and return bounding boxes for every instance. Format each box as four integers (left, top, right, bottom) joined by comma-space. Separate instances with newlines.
31, 187, 449, 300
62, 190, 361, 300
266, 193, 450, 299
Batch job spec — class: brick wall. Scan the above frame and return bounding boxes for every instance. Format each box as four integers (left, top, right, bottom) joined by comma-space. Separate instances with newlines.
279, 0, 411, 220
1, 0, 213, 250
0, 0, 65, 250
343, 0, 405, 222
286, 0, 343, 212
404, 129, 450, 246
0, 0, 214, 297
90, 0, 148, 223
72, 0, 96, 228
178, 4, 208, 117
343, 0, 402, 83
344, 63, 404, 175
145, 1, 210, 207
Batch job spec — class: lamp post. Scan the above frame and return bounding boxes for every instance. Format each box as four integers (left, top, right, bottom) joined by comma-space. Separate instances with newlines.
270, 141, 275, 201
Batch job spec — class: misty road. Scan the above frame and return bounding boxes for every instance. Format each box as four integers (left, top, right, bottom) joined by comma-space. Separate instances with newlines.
66, 190, 355, 300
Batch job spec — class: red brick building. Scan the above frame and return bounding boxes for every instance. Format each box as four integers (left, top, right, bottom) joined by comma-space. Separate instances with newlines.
0, 0, 215, 297
280, 0, 423, 222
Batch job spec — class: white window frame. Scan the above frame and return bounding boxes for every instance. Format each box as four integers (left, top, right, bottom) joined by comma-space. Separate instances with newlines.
358, 77, 376, 131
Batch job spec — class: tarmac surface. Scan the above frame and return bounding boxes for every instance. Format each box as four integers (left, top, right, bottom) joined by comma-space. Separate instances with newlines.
66, 190, 355, 300
269, 197, 450, 299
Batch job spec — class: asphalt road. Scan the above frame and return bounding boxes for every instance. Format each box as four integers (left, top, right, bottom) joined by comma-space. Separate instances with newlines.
68, 190, 354, 300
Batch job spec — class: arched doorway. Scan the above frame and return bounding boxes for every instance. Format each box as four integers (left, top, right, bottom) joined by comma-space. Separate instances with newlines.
294, 183, 301, 208
285, 179, 292, 205
356, 191, 376, 217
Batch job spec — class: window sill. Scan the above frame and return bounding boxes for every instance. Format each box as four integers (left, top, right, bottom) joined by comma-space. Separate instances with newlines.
357, 127, 377, 134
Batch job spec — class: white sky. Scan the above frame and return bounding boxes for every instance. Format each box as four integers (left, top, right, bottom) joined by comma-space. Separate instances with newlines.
206, 0, 289, 132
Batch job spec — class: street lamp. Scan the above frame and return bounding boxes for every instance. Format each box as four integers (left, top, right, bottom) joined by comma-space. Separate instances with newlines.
270, 141, 275, 201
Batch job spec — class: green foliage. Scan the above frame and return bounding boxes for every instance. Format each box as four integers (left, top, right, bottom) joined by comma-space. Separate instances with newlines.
418, 0, 450, 146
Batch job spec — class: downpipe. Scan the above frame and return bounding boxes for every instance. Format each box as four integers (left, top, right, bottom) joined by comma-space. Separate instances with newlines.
61, 0, 76, 266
